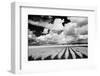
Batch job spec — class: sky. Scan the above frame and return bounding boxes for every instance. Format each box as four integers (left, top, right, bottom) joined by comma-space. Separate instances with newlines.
28, 15, 88, 44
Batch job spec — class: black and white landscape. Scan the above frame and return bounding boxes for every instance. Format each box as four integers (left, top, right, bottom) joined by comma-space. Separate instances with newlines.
28, 15, 88, 61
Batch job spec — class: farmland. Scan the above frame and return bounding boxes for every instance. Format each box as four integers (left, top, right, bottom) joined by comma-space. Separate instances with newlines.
28, 44, 88, 61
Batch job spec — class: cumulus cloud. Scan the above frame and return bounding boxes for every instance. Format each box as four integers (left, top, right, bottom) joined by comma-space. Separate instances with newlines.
37, 18, 64, 43
63, 22, 77, 36
30, 17, 88, 44
68, 16, 88, 33
51, 18, 64, 31
68, 16, 88, 27
63, 17, 88, 40
42, 28, 49, 34
75, 25, 88, 35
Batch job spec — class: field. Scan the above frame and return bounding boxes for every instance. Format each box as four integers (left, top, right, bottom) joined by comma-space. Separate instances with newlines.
28, 44, 88, 61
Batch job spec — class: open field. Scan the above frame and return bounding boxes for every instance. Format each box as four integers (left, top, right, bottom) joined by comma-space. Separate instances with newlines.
28, 44, 88, 61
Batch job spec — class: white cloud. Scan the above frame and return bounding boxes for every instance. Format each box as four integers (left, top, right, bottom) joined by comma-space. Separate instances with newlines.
50, 18, 64, 31
28, 18, 64, 31
78, 35, 88, 39
75, 25, 88, 35
63, 22, 77, 36
28, 20, 50, 28
42, 28, 49, 34
68, 16, 88, 27
33, 17, 88, 44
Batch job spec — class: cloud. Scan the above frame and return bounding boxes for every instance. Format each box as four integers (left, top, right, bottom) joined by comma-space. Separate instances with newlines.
68, 16, 88, 27
63, 17, 88, 40
51, 18, 64, 31
30, 17, 88, 44
63, 22, 77, 36
28, 20, 49, 27
75, 25, 88, 35
28, 18, 64, 31
67, 16, 88, 36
